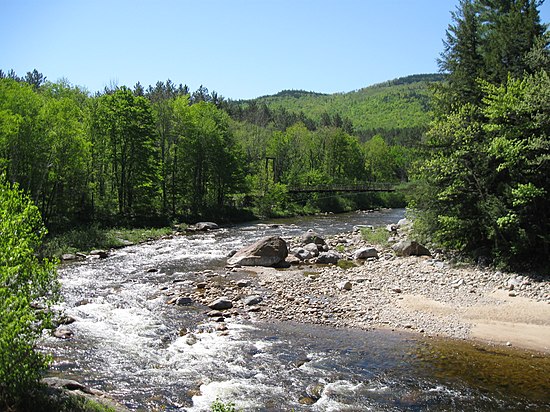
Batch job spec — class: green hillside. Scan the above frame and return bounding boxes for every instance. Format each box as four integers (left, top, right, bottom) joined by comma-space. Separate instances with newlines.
233, 73, 445, 144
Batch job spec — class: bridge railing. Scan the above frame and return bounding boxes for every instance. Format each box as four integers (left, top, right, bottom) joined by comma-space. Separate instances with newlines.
287, 182, 396, 193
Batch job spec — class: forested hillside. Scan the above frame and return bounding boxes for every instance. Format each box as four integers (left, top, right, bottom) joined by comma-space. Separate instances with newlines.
229, 73, 445, 145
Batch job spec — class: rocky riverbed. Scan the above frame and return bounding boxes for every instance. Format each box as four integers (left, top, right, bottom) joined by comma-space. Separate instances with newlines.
161, 222, 550, 354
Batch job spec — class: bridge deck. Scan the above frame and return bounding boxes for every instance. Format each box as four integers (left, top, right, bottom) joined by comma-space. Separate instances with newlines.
287, 183, 396, 193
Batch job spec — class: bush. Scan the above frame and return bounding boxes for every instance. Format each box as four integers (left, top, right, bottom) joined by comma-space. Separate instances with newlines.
0, 178, 59, 409
211, 399, 238, 412
361, 226, 390, 247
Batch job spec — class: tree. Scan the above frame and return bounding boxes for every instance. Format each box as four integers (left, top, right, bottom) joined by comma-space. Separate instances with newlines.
438, 0, 485, 105
172, 100, 244, 216
93, 88, 160, 217
0, 177, 58, 409
364, 135, 401, 182
413, 0, 549, 269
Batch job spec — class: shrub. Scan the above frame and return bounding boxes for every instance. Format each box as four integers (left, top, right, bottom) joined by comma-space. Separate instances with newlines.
360, 226, 390, 247
0, 177, 59, 409
211, 399, 238, 412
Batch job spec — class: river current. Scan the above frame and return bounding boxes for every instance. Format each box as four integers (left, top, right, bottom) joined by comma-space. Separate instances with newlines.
42, 209, 550, 411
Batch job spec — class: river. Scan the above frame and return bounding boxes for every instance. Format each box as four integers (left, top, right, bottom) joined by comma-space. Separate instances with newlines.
42, 209, 550, 411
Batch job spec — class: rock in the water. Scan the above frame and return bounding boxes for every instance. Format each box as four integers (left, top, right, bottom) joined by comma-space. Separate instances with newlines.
53, 328, 74, 339
196, 222, 219, 231
207, 310, 224, 318
227, 236, 288, 267
208, 297, 233, 310
392, 240, 431, 257
42, 377, 90, 393
187, 222, 219, 232
61, 253, 79, 261
315, 251, 341, 264
243, 295, 263, 306
174, 296, 193, 306
354, 247, 379, 260
89, 250, 108, 259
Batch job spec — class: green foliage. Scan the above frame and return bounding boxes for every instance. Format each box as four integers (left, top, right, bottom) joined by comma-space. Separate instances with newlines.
254, 182, 290, 218
211, 399, 238, 412
360, 226, 390, 247
0, 70, 415, 232
413, 0, 549, 270
41, 226, 174, 258
92, 87, 160, 216
0, 177, 59, 409
17, 385, 118, 412
231, 74, 441, 146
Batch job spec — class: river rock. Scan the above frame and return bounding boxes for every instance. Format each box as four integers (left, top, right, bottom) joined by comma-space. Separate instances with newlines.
61, 253, 79, 261
354, 247, 379, 260
173, 296, 193, 306
197, 221, 219, 230
208, 297, 233, 310
89, 250, 108, 259
315, 251, 341, 264
236, 279, 251, 288
53, 328, 74, 339
301, 230, 326, 247
291, 247, 313, 260
187, 222, 219, 232
397, 218, 411, 228
392, 240, 431, 257
287, 255, 302, 265
207, 310, 224, 317
227, 236, 288, 267
338, 281, 352, 290
243, 295, 263, 306
304, 243, 320, 257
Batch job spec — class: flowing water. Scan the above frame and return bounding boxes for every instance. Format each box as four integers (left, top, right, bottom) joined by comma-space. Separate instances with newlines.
42, 209, 550, 411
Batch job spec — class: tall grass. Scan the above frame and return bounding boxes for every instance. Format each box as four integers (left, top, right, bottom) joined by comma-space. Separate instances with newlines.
40, 226, 174, 258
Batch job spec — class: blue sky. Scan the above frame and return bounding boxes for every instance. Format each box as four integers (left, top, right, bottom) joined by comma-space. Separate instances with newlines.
2, 0, 549, 99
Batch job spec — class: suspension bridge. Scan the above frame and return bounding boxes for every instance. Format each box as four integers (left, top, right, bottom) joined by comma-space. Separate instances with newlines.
287, 182, 396, 194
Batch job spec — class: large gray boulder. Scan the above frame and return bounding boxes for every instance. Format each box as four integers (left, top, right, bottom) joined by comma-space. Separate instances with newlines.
227, 236, 288, 267
392, 240, 431, 257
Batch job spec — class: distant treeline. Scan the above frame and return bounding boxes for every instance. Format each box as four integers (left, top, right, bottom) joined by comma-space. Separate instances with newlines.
1, 70, 422, 230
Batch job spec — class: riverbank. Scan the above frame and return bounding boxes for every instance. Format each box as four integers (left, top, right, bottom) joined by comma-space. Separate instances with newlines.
172, 228, 550, 354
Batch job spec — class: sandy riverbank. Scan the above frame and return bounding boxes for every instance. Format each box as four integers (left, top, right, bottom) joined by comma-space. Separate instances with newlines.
176, 228, 550, 354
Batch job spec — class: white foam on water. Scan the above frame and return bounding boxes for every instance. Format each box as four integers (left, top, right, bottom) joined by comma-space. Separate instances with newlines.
189, 378, 285, 412
313, 380, 367, 412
